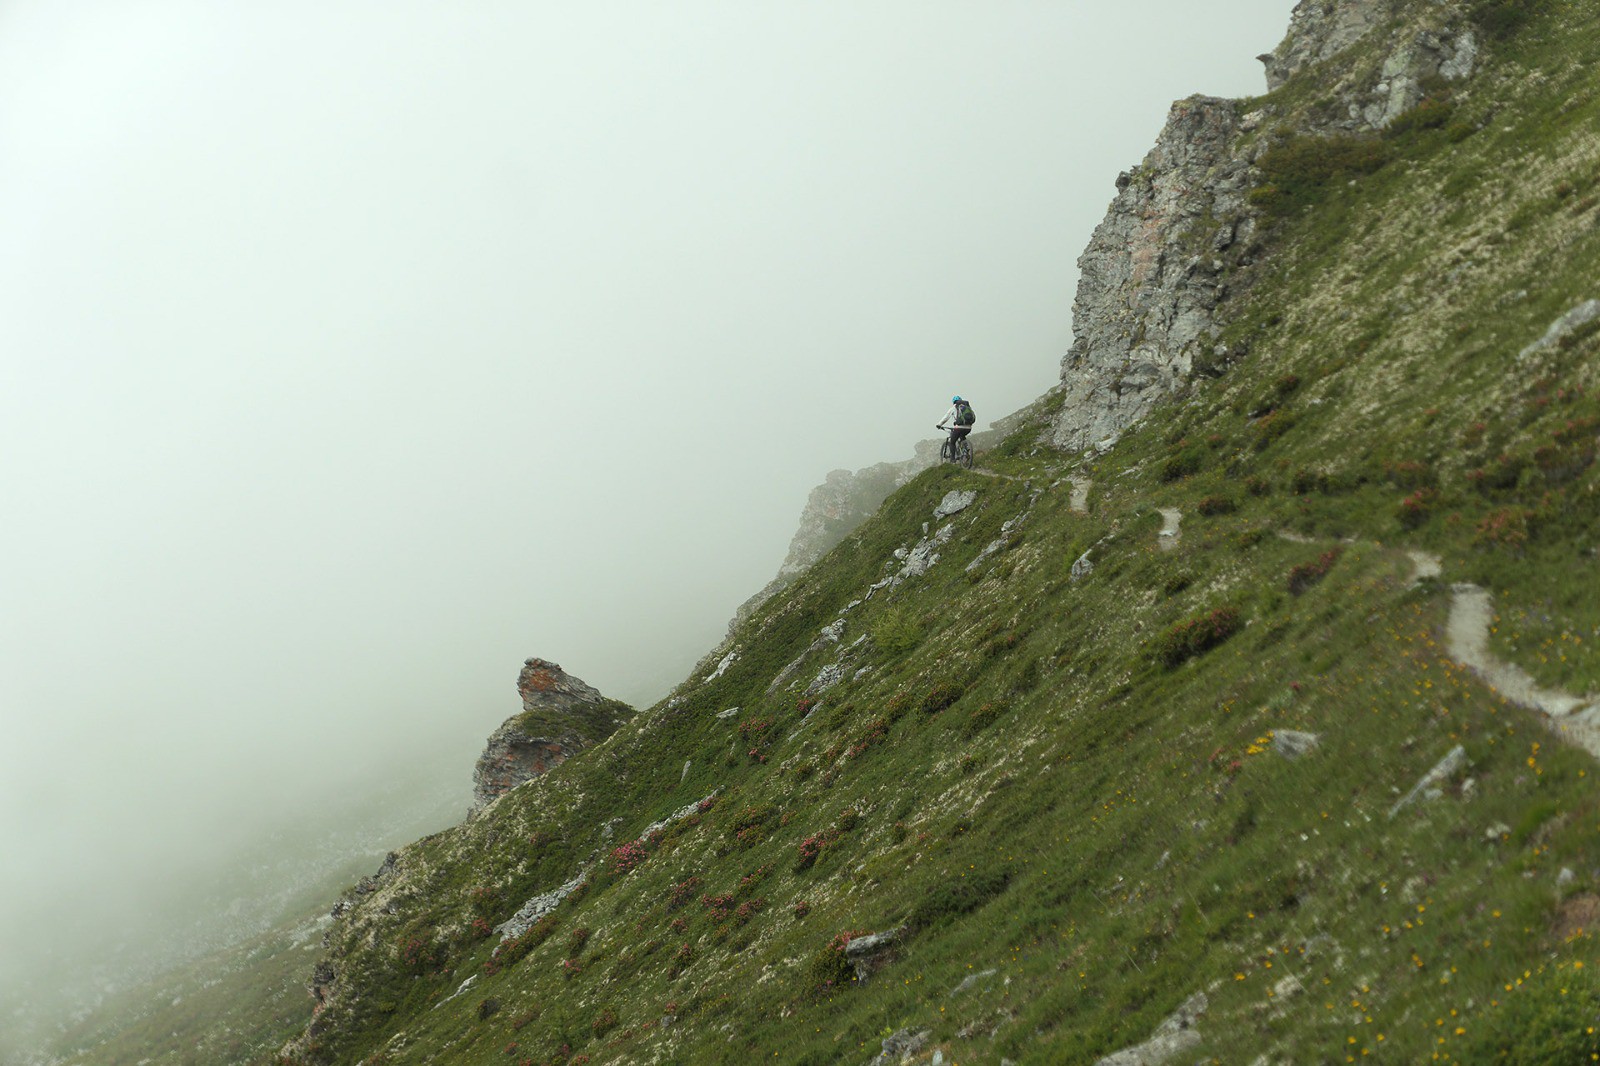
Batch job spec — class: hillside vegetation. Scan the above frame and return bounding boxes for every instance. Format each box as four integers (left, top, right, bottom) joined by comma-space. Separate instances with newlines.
275, 4, 1600, 1063
50, 1, 1600, 1063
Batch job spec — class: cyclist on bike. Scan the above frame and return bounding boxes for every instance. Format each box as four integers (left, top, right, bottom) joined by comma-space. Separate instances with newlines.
937, 395, 975, 457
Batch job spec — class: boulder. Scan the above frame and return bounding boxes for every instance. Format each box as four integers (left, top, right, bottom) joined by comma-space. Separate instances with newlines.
469, 659, 633, 816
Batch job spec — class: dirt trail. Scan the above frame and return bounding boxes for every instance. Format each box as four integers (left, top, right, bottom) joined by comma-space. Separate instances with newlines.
1156, 508, 1182, 552
1444, 582, 1600, 758
1069, 478, 1091, 514
967, 466, 1091, 514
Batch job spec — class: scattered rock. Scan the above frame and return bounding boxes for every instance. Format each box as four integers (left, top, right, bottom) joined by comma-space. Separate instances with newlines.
1486, 823, 1511, 842
845, 927, 903, 981
715, 707, 741, 720
934, 489, 979, 518
806, 663, 847, 696
867, 1027, 931, 1066
1093, 992, 1207, 1066
1520, 299, 1600, 360
950, 968, 999, 996
495, 867, 592, 941
1389, 745, 1467, 818
1273, 974, 1304, 999
1274, 730, 1321, 759
1071, 550, 1095, 583
1559, 868, 1577, 889
706, 649, 739, 682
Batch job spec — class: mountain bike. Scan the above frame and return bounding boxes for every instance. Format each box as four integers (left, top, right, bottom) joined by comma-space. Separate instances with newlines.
938, 429, 973, 468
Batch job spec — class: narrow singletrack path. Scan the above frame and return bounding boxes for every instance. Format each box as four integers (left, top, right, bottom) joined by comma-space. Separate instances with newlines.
1444, 581, 1600, 758
1156, 508, 1182, 552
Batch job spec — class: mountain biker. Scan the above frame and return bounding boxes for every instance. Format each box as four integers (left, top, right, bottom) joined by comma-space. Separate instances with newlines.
936, 395, 975, 456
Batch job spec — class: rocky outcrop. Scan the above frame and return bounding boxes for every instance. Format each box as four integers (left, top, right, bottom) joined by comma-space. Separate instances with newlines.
1260, 0, 1477, 130
1051, 95, 1255, 454
1258, 0, 1401, 91
469, 659, 633, 816
728, 411, 1031, 635
1050, 0, 1483, 456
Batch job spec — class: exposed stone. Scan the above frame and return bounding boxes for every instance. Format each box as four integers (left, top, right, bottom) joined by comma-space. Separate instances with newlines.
1071, 550, 1095, 582
1388, 745, 1468, 819
706, 649, 739, 682
934, 489, 978, 519
470, 659, 633, 817
495, 866, 591, 941
1274, 730, 1321, 759
806, 663, 847, 696
1259, 0, 1397, 91
867, 1027, 931, 1066
1093, 992, 1208, 1066
950, 968, 999, 996
844, 927, 903, 981
1519, 299, 1600, 361
1486, 822, 1511, 841
1051, 96, 1252, 454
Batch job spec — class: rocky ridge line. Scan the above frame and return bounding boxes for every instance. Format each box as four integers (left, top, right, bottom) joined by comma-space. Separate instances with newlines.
1050, 0, 1481, 456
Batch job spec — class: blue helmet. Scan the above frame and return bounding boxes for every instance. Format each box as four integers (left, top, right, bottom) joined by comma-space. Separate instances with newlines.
952, 395, 963, 403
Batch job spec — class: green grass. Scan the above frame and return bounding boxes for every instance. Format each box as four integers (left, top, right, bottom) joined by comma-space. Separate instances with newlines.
78, 1, 1600, 1063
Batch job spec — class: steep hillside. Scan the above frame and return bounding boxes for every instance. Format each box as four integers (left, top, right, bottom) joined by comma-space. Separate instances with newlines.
268, 3, 1600, 1063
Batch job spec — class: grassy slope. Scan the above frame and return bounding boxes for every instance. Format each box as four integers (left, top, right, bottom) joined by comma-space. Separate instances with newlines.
85, 4, 1600, 1064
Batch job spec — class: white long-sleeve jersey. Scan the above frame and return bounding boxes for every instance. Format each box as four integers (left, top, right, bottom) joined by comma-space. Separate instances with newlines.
937, 403, 968, 430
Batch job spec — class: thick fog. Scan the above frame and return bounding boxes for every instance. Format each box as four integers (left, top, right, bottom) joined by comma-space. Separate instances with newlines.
0, 0, 1291, 1046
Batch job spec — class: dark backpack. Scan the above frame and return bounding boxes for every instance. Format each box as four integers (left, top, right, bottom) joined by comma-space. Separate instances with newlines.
955, 400, 976, 427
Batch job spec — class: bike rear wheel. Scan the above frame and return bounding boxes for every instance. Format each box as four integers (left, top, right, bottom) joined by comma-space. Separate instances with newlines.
958, 438, 973, 468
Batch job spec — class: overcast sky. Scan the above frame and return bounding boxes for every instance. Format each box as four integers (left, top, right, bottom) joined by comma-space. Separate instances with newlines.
0, 0, 1292, 1037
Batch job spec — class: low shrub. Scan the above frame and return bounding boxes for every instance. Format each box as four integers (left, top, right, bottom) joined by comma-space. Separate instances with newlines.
1161, 442, 1207, 481
1385, 460, 1436, 490
1154, 606, 1243, 668
1196, 494, 1237, 516
907, 867, 1012, 931
871, 607, 925, 656
805, 932, 865, 995
1287, 547, 1343, 595
1251, 134, 1390, 215
484, 915, 558, 975
1252, 410, 1297, 451
1397, 488, 1441, 529
920, 682, 964, 715
1475, 507, 1534, 550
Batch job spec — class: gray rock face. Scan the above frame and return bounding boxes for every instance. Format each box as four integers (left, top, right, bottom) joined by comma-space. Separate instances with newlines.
469, 659, 632, 816
1260, 0, 1477, 130
1358, 27, 1478, 128
1259, 0, 1399, 91
1050, 1, 1484, 457
1050, 96, 1253, 453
